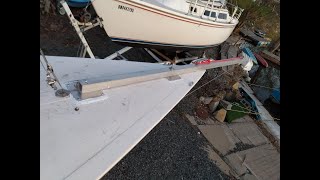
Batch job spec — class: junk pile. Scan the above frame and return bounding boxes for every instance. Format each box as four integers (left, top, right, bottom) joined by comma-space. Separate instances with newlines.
194, 28, 280, 124
195, 79, 256, 124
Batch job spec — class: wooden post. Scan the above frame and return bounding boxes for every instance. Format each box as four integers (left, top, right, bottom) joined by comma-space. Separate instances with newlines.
270, 38, 280, 53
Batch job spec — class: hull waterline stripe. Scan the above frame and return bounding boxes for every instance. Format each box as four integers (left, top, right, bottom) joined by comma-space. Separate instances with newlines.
111, 37, 219, 48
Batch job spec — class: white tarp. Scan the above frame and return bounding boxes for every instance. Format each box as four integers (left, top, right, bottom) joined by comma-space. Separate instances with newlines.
241, 52, 253, 72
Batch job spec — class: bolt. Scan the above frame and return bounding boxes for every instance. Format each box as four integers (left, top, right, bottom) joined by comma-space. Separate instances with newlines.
75, 107, 79, 111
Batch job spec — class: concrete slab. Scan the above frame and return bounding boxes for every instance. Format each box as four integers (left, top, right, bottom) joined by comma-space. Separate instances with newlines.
224, 152, 248, 176
231, 115, 254, 123
205, 117, 219, 125
185, 114, 198, 125
198, 124, 240, 155
225, 144, 280, 180
228, 122, 269, 146
241, 173, 258, 180
239, 81, 280, 143
203, 145, 234, 177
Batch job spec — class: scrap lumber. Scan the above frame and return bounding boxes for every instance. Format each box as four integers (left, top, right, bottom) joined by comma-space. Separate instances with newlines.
260, 50, 280, 65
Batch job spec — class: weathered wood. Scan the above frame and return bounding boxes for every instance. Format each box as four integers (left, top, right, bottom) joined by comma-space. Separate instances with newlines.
260, 50, 280, 65
227, 45, 238, 59
270, 38, 280, 53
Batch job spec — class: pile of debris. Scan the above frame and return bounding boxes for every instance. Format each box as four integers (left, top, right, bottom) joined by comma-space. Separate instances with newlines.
193, 27, 280, 125
195, 77, 250, 124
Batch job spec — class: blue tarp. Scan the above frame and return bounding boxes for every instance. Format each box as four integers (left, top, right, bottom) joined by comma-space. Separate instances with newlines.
242, 47, 258, 64
271, 89, 280, 104
67, 0, 90, 7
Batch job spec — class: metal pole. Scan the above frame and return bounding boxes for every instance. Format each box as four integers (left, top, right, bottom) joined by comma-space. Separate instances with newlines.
61, 0, 95, 58
210, 0, 215, 20
104, 47, 132, 60
203, 0, 210, 15
144, 48, 163, 62
231, 6, 238, 19
193, 0, 198, 13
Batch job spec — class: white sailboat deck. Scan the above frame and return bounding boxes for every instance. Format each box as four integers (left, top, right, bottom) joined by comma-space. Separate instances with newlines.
40, 56, 205, 180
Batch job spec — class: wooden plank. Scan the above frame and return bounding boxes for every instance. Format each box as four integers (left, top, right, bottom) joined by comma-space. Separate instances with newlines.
240, 29, 270, 46
254, 53, 268, 67
227, 45, 238, 59
260, 50, 280, 65
270, 38, 280, 53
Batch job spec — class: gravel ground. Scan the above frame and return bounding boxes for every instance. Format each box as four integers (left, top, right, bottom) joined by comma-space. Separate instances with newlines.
40, 12, 235, 180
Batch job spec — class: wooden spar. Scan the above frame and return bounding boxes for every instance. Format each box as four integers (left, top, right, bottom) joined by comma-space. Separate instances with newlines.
79, 57, 244, 99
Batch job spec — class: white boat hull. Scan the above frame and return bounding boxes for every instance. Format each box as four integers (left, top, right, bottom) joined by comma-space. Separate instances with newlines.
92, 0, 237, 49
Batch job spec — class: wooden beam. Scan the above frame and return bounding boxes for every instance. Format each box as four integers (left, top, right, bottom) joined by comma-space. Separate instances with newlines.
260, 50, 280, 65
270, 38, 280, 53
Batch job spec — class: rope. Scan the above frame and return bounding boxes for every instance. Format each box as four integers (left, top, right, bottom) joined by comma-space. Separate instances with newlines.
185, 70, 228, 97
40, 48, 63, 89
222, 102, 280, 121
223, 108, 280, 121
40, 57, 46, 71
246, 83, 280, 91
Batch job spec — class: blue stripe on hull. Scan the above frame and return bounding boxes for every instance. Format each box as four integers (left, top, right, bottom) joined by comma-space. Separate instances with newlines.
110, 37, 219, 49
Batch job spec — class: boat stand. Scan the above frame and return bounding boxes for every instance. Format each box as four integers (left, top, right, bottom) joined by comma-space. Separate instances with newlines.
60, 0, 146, 61
60, 0, 213, 64
60, 0, 97, 58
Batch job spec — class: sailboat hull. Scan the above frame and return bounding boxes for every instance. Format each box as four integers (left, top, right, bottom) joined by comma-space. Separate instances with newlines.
91, 0, 237, 50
